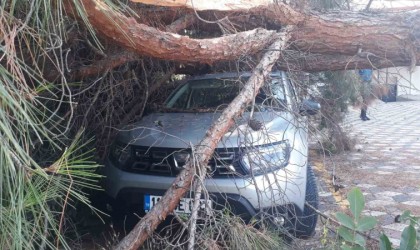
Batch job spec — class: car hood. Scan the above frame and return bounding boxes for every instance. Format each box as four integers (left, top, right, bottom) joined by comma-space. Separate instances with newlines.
117, 111, 296, 148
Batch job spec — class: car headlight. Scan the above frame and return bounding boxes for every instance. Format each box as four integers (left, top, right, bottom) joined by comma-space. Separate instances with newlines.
241, 141, 290, 175
109, 144, 131, 167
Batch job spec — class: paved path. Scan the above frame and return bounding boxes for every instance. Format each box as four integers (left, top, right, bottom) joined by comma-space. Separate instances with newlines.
294, 99, 420, 249
342, 100, 420, 245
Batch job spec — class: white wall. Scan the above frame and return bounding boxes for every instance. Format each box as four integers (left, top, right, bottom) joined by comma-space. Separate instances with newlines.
375, 67, 420, 96
352, 0, 420, 10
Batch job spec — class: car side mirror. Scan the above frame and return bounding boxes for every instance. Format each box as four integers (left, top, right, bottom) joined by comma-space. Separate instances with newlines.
299, 99, 321, 116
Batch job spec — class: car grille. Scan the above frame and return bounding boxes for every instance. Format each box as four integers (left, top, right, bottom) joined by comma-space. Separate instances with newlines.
124, 146, 247, 177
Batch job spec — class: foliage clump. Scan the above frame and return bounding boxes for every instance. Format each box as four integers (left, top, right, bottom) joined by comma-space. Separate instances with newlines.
306, 71, 360, 154
0, 1, 101, 249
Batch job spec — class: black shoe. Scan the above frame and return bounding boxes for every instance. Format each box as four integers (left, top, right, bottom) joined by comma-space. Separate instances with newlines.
361, 115, 370, 121
360, 109, 369, 121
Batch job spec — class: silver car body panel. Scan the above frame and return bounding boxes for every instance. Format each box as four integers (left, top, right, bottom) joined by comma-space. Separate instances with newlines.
104, 72, 309, 211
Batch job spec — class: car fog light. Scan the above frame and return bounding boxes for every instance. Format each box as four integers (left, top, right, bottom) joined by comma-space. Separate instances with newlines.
273, 216, 285, 226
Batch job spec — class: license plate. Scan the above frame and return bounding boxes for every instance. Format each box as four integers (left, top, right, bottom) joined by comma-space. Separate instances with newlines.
144, 195, 212, 215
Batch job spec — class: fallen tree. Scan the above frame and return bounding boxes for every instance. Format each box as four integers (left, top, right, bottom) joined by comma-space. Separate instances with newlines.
5, 0, 416, 249
65, 0, 420, 71
59, 0, 420, 249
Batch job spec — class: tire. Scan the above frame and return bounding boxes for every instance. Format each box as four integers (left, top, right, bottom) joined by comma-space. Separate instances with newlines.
294, 165, 319, 238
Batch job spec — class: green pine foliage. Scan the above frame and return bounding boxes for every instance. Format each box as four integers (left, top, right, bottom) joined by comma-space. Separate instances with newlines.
308, 71, 359, 153
1, 1, 101, 249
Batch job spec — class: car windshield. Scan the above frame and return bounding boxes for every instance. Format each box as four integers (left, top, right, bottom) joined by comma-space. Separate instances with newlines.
165, 77, 286, 111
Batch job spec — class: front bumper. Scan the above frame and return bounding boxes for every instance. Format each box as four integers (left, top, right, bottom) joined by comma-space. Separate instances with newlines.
106, 186, 303, 230
103, 158, 307, 212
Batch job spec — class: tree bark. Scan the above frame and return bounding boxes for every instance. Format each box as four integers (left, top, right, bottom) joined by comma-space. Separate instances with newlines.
64, 0, 278, 64
65, 14, 191, 81
131, 1, 420, 66
66, 0, 420, 70
279, 51, 415, 72
114, 31, 290, 250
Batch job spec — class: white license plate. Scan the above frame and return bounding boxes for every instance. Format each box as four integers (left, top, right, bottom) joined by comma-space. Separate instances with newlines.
144, 195, 212, 215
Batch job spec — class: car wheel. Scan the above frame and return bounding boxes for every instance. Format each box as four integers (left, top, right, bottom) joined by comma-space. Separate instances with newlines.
294, 165, 319, 238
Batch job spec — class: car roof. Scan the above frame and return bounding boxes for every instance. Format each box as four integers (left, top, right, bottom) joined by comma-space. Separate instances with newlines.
189, 71, 284, 81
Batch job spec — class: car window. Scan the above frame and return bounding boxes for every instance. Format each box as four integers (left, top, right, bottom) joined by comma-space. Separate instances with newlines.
169, 84, 190, 109
166, 77, 287, 111
189, 80, 240, 109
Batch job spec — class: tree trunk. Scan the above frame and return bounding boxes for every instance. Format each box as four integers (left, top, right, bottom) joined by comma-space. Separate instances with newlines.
279, 52, 416, 72
66, 0, 420, 70
114, 31, 290, 250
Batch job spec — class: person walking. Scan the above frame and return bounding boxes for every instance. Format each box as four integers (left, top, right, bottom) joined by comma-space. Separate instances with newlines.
358, 69, 373, 121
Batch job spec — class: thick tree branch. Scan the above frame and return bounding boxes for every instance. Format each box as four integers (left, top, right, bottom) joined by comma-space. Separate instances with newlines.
64, 0, 278, 64
66, 0, 420, 70
67, 12, 194, 81
68, 14, 189, 81
114, 31, 290, 250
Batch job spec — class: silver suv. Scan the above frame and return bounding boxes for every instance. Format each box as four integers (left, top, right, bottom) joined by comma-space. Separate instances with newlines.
103, 71, 320, 238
